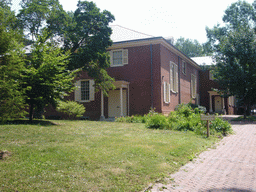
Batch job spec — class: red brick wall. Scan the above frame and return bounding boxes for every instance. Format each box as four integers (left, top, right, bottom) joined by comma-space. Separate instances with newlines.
44, 42, 201, 119
107, 44, 161, 116
199, 70, 220, 112
160, 45, 200, 115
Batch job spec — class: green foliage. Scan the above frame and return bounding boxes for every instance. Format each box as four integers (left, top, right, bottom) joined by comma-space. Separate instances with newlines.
17, 0, 116, 95
23, 31, 76, 121
17, 0, 66, 40
56, 100, 85, 119
170, 104, 232, 136
62, 1, 115, 94
115, 115, 147, 123
145, 114, 168, 129
115, 104, 232, 137
210, 117, 232, 136
170, 104, 203, 132
0, 4, 27, 122
174, 37, 212, 57
206, 1, 256, 116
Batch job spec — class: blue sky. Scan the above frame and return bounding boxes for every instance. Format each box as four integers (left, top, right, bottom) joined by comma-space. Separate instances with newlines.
12, 0, 255, 43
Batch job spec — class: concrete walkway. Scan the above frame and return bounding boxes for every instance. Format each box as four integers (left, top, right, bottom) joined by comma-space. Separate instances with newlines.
148, 123, 256, 192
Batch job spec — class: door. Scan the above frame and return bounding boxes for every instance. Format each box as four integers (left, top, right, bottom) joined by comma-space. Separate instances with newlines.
108, 90, 127, 117
215, 96, 222, 113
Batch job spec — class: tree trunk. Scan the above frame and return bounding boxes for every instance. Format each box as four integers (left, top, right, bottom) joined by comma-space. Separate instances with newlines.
243, 104, 247, 119
29, 103, 34, 122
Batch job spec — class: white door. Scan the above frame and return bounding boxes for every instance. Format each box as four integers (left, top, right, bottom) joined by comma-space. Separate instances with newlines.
215, 96, 222, 113
108, 90, 127, 117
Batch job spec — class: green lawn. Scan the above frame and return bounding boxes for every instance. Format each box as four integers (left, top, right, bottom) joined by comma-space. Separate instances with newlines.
0, 120, 218, 191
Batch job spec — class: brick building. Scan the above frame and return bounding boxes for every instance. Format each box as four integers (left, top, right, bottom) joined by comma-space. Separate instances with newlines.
192, 56, 236, 115
45, 26, 201, 120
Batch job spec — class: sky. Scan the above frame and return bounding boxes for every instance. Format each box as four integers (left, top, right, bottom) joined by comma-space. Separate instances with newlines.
12, 0, 255, 43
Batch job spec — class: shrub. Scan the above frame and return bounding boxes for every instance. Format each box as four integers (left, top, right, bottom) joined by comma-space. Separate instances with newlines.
115, 115, 147, 123
145, 114, 168, 129
56, 101, 85, 119
210, 117, 232, 136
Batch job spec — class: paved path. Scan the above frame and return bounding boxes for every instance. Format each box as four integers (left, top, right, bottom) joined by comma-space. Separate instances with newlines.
148, 123, 256, 192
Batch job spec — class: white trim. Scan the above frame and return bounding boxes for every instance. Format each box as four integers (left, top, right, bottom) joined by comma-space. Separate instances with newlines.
170, 62, 178, 93
182, 60, 186, 75
74, 79, 95, 103
109, 49, 128, 67
191, 74, 197, 99
164, 81, 170, 104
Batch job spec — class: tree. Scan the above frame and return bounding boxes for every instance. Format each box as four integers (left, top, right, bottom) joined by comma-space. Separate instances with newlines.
0, 3, 27, 122
214, 27, 256, 117
17, 0, 116, 94
206, 0, 256, 117
17, 0, 66, 40
174, 37, 211, 57
23, 32, 76, 121
62, 1, 115, 94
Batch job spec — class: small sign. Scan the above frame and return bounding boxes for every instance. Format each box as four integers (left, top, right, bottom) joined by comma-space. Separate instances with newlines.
200, 114, 215, 121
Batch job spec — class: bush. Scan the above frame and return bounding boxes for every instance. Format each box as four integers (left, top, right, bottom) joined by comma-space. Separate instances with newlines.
115, 115, 147, 123
56, 101, 85, 119
210, 117, 232, 136
145, 114, 168, 129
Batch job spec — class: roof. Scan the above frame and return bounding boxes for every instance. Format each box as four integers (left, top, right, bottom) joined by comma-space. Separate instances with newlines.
110, 25, 154, 42
191, 56, 216, 66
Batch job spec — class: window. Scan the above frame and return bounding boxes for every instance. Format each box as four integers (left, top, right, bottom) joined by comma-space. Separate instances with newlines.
81, 81, 90, 101
74, 80, 95, 102
164, 81, 170, 103
182, 61, 186, 74
110, 49, 128, 66
170, 62, 178, 93
191, 74, 197, 99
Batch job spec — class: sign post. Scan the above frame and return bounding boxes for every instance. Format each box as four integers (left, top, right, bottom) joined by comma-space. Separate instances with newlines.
200, 114, 215, 137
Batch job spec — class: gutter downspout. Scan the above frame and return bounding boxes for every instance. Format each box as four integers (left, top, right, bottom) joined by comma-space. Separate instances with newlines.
150, 44, 153, 109
178, 56, 181, 104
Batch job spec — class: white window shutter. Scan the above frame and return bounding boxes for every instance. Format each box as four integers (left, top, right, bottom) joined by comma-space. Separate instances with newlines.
123, 49, 128, 65
109, 51, 113, 66
89, 80, 95, 101
170, 63, 173, 91
195, 76, 197, 98
164, 82, 166, 103
168, 83, 171, 103
74, 81, 81, 102
175, 65, 178, 93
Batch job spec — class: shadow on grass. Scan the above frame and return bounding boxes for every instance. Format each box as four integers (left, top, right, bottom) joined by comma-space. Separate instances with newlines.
4, 119, 57, 126
201, 188, 253, 192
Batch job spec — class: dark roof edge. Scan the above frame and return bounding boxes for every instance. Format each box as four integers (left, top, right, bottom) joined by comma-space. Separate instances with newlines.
112, 36, 163, 44
113, 37, 201, 69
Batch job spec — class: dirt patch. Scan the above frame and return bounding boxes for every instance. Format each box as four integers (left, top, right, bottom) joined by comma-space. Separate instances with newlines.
0, 150, 11, 160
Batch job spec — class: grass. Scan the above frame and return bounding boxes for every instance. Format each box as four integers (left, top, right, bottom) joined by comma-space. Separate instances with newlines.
0, 120, 219, 191
232, 115, 256, 122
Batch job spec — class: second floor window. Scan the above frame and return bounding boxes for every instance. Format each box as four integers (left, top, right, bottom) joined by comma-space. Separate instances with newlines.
110, 49, 128, 67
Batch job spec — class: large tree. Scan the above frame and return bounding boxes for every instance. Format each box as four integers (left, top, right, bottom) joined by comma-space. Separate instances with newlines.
206, 0, 256, 116
0, 2, 27, 122
62, 1, 115, 94
17, 0, 116, 94
23, 32, 76, 121
174, 37, 212, 57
